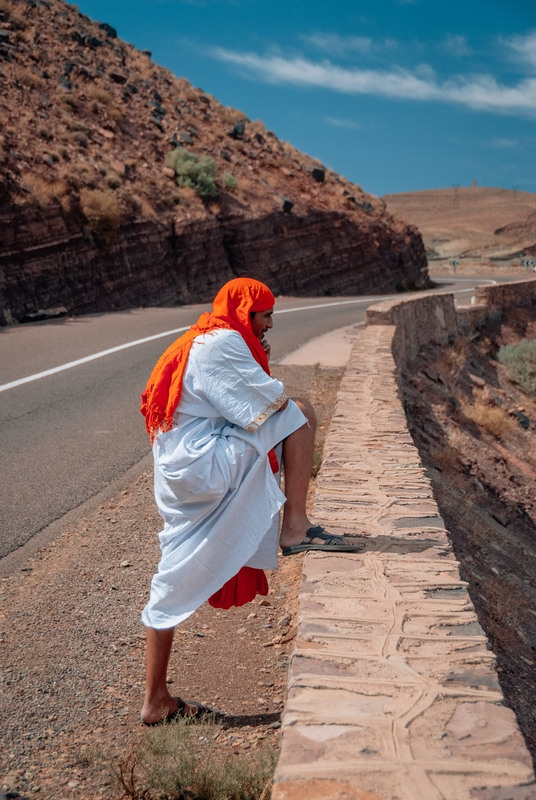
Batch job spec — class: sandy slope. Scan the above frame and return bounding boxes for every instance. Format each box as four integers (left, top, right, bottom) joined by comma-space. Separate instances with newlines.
384, 187, 536, 268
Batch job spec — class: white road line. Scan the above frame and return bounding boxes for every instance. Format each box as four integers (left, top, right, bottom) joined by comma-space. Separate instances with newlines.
0, 326, 190, 393
0, 281, 498, 394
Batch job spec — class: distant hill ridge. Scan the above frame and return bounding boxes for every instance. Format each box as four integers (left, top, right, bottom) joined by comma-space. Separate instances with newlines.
0, 0, 428, 323
383, 187, 536, 263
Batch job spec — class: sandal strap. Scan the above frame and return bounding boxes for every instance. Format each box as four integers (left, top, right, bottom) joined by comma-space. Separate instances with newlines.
305, 526, 345, 545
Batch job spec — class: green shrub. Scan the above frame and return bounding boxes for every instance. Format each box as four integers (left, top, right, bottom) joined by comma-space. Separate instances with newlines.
80, 188, 121, 245
165, 148, 218, 198
221, 171, 237, 191
498, 338, 536, 396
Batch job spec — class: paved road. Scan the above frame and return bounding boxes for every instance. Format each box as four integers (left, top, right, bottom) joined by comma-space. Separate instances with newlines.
0, 277, 499, 562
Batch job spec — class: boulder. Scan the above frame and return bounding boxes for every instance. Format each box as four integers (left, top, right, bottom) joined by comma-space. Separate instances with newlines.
141, 49, 151, 58
99, 22, 117, 38
229, 119, 245, 139
109, 69, 127, 84
149, 115, 164, 132
85, 36, 103, 48
312, 168, 325, 183
283, 198, 293, 214
0, 30, 10, 43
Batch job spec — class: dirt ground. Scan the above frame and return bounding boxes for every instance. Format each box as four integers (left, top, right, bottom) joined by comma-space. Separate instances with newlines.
0, 364, 344, 800
401, 308, 536, 769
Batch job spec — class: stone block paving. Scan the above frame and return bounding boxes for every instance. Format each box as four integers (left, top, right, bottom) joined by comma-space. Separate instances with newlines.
273, 325, 536, 800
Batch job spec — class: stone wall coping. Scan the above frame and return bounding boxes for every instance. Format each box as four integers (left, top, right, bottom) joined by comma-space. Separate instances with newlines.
273, 279, 536, 800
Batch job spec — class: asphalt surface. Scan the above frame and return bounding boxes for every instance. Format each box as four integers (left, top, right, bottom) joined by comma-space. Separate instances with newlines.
0, 277, 501, 563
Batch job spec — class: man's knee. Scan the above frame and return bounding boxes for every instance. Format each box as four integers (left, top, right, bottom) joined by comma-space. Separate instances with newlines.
291, 397, 317, 430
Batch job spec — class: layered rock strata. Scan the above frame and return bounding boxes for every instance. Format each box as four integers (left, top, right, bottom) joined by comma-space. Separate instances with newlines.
0, 201, 427, 324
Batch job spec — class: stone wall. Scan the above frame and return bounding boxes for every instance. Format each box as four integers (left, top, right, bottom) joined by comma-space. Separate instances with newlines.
273, 279, 536, 800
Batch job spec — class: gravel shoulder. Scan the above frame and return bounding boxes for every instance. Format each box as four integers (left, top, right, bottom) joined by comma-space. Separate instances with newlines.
0, 365, 344, 799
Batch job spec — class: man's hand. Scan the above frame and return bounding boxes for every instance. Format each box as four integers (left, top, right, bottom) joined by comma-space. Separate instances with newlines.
261, 337, 271, 362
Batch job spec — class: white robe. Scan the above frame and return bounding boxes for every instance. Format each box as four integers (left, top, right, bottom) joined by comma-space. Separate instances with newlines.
141, 329, 307, 629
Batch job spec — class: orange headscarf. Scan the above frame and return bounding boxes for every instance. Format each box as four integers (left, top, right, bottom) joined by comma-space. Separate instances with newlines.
141, 277, 275, 443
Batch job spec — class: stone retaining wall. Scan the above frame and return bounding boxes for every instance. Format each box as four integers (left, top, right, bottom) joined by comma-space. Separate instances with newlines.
272, 279, 536, 800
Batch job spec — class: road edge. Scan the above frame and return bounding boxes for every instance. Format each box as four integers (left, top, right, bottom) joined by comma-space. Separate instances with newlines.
0, 452, 153, 578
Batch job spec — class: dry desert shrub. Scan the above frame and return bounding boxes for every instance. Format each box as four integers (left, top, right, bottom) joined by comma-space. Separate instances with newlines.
442, 337, 471, 373
123, 192, 156, 219
462, 398, 517, 439
115, 716, 276, 800
86, 85, 113, 106
80, 188, 121, 244
216, 106, 247, 126
20, 172, 69, 206
15, 67, 44, 91
107, 106, 123, 123
249, 119, 266, 135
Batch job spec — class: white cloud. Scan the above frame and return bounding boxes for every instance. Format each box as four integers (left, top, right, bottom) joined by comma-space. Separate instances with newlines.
489, 138, 519, 148
443, 34, 472, 57
325, 116, 362, 129
504, 30, 536, 71
302, 33, 397, 56
210, 48, 536, 116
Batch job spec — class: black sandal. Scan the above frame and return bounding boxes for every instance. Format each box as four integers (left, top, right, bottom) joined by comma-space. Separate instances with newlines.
281, 525, 365, 556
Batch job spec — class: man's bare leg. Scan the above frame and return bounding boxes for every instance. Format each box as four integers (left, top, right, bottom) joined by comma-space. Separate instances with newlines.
279, 397, 323, 550
141, 627, 198, 724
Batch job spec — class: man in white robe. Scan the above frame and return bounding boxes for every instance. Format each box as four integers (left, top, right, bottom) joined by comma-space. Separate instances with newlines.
140, 279, 358, 723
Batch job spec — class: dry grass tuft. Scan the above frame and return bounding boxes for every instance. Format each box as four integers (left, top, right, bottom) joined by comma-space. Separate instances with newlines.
216, 106, 247, 126
15, 67, 44, 91
20, 172, 69, 206
115, 716, 276, 800
80, 188, 121, 244
86, 85, 113, 106
442, 337, 471, 373
124, 193, 157, 219
462, 398, 517, 438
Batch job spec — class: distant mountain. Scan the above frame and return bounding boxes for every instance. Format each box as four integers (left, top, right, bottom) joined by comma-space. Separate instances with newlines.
0, 0, 428, 323
383, 187, 536, 264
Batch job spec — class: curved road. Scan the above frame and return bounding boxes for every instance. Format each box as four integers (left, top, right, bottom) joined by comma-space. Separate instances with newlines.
0, 277, 499, 564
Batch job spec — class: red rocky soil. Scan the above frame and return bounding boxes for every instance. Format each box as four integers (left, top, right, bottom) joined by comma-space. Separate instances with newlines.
402, 308, 536, 769
0, 364, 343, 799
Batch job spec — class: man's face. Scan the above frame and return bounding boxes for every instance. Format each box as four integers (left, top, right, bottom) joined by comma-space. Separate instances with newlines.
250, 309, 274, 340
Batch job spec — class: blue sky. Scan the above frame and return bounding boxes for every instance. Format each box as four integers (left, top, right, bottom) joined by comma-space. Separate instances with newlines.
77, 0, 535, 196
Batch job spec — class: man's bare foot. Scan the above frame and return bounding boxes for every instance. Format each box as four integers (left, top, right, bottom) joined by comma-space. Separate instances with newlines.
140, 694, 201, 725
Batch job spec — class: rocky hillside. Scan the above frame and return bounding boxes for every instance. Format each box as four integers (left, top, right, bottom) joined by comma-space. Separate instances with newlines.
0, 0, 428, 324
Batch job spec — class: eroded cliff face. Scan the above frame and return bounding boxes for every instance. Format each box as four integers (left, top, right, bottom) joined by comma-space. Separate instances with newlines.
0, 197, 427, 323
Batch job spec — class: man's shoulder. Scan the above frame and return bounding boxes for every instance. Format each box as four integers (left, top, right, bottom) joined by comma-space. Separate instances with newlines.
190, 329, 248, 360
